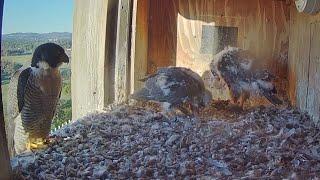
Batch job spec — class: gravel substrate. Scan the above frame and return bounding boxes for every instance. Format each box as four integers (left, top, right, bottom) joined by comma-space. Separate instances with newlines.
12, 101, 320, 179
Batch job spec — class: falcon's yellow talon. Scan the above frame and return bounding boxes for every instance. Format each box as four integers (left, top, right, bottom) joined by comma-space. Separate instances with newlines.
26, 138, 48, 151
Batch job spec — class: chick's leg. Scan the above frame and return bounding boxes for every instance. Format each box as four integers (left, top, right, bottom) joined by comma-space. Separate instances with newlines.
229, 90, 238, 105
239, 91, 250, 109
176, 105, 194, 117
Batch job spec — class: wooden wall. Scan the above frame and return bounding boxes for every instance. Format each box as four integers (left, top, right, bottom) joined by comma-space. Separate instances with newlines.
71, 0, 320, 123
73, 0, 134, 118
130, 0, 149, 94
0, 0, 12, 177
147, 0, 178, 73
147, 0, 290, 72
175, 0, 290, 75
144, 0, 290, 99
288, 4, 320, 122
71, 0, 320, 122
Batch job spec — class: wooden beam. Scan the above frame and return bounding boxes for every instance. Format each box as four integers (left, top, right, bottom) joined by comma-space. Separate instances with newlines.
114, 0, 132, 103
288, 6, 320, 122
130, 0, 149, 94
0, 0, 13, 178
72, 0, 109, 119
104, 0, 119, 104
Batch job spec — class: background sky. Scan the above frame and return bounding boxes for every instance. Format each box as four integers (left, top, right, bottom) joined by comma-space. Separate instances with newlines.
2, 0, 73, 34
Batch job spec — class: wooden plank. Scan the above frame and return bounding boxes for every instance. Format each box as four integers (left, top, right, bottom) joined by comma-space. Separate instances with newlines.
130, 0, 149, 93
0, 86, 12, 178
105, 0, 119, 104
175, 0, 290, 75
0, 0, 12, 178
147, 0, 177, 73
288, 8, 312, 111
288, 4, 320, 122
147, 0, 290, 73
307, 22, 320, 122
72, 0, 109, 120
114, 0, 132, 103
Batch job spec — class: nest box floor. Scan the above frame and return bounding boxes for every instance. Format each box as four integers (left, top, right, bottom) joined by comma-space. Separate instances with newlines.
12, 101, 320, 179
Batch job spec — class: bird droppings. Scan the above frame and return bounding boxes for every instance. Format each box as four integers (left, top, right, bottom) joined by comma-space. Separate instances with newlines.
11, 101, 320, 179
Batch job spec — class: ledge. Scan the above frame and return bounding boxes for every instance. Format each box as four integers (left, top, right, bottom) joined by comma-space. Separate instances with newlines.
11, 102, 320, 179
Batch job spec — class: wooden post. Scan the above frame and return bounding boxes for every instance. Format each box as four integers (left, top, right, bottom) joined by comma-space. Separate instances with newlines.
72, 0, 110, 120
114, 0, 133, 103
104, 0, 119, 104
0, 0, 13, 178
130, 0, 149, 94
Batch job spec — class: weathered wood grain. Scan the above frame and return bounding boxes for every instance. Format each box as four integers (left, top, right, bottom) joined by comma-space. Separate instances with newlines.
146, 0, 289, 70
72, 0, 109, 120
307, 22, 320, 122
130, 0, 149, 93
105, 0, 119, 104
288, 2, 320, 122
0, 0, 12, 178
114, 0, 132, 103
147, 0, 178, 73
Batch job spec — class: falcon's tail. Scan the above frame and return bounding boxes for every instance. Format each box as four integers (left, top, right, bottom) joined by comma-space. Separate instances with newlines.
138, 77, 149, 82
5, 118, 16, 157
138, 74, 157, 82
258, 83, 283, 105
130, 88, 152, 101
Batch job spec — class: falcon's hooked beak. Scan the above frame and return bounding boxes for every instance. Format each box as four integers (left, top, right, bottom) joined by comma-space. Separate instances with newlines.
54, 53, 69, 68
211, 69, 220, 82
61, 53, 69, 64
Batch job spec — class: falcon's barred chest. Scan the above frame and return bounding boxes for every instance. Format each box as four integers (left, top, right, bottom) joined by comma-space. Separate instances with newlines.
21, 67, 62, 137
14, 66, 62, 154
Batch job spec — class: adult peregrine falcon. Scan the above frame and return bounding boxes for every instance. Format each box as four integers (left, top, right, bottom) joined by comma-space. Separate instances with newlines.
210, 47, 282, 108
131, 66, 212, 115
7, 43, 69, 155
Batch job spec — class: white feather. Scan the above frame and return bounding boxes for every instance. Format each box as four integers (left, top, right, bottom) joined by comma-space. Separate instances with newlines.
37, 61, 50, 70
162, 102, 171, 111
239, 60, 252, 70
156, 74, 175, 96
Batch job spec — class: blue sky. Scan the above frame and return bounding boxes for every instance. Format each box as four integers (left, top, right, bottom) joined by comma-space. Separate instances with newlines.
2, 0, 73, 34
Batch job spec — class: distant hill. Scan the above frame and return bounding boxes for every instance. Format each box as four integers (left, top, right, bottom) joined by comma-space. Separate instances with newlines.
2, 32, 72, 41
1, 32, 72, 56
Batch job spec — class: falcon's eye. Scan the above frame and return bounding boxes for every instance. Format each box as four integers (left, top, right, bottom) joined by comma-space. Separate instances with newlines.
57, 51, 64, 58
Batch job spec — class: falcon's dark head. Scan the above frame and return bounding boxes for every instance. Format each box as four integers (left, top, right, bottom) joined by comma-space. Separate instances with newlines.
31, 43, 69, 68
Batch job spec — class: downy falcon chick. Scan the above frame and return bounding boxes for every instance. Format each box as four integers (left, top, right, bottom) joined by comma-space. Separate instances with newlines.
210, 47, 282, 108
130, 66, 212, 115
7, 43, 69, 155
